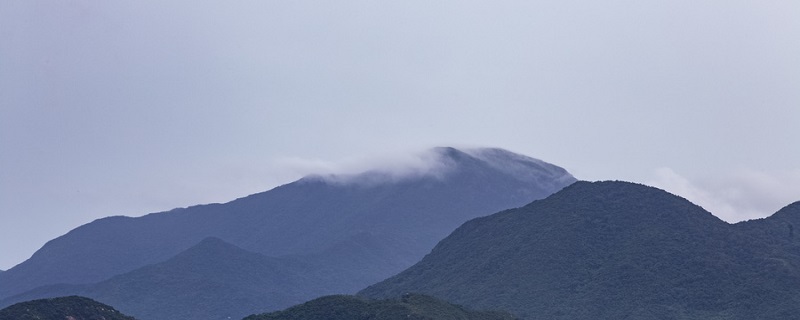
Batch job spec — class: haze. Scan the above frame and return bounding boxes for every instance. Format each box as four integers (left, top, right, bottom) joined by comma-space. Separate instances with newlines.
1, 0, 799, 270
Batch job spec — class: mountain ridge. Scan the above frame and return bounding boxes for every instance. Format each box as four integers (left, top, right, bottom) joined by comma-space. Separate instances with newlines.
361, 181, 800, 319
1, 236, 335, 320
0, 147, 576, 319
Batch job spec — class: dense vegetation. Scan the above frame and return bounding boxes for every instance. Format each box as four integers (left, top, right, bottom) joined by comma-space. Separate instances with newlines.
244, 294, 517, 320
362, 181, 800, 319
0, 296, 135, 320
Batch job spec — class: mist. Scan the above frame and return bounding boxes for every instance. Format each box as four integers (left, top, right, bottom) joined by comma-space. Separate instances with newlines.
276, 147, 458, 186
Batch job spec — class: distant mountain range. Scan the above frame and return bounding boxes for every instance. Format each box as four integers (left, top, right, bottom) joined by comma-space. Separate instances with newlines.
9, 149, 799, 320
5, 176, 800, 319
244, 294, 517, 320
361, 181, 800, 319
0, 296, 135, 320
0, 147, 576, 319
3, 237, 327, 320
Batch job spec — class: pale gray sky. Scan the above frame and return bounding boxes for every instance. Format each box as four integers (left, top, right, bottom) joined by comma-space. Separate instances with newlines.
1, 0, 799, 270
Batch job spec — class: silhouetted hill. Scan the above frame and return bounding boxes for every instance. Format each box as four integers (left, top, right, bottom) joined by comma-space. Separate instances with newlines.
87, 237, 322, 320
89, 237, 326, 320
0, 147, 575, 319
361, 181, 800, 319
1, 237, 397, 320
243, 294, 518, 320
0, 296, 135, 320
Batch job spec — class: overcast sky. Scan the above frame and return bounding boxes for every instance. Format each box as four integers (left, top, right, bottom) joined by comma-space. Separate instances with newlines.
1, 0, 799, 270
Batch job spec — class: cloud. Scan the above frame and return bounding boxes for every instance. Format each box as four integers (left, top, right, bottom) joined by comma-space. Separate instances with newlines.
649, 168, 800, 223
271, 148, 455, 185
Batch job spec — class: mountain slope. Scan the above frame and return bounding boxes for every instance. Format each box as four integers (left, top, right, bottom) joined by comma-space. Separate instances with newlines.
1, 237, 331, 320
0, 296, 135, 320
82, 237, 324, 320
0, 147, 574, 299
0, 147, 576, 317
361, 181, 800, 319
735, 201, 800, 246
243, 294, 518, 320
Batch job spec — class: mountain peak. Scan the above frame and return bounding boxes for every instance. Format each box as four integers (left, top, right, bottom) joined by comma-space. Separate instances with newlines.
303, 146, 575, 187
464, 147, 573, 183
433, 146, 551, 167
176, 236, 253, 261
532, 180, 724, 227
431, 147, 575, 186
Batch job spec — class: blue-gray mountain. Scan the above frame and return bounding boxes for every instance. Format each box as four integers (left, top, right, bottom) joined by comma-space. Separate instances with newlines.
2, 237, 332, 320
360, 181, 800, 319
3, 236, 448, 320
0, 147, 576, 319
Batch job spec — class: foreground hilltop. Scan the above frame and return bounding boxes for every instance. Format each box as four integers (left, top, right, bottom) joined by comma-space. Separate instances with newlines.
362, 181, 800, 319
244, 294, 517, 320
0, 147, 575, 320
0, 296, 135, 320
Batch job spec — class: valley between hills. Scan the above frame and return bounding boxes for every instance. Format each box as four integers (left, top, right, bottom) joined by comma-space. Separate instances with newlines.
2, 147, 799, 320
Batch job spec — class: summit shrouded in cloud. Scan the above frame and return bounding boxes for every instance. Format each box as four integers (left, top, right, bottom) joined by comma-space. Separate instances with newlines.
0, 147, 575, 320
305, 147, 574, 187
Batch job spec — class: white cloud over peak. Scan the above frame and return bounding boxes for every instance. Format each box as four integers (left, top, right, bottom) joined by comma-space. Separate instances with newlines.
271, 148, 456, 185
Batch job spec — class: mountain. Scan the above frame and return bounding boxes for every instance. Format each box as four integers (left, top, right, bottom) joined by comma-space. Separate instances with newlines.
0, 296, 135, 320
243, 294, 518, 320
0, 147, 575, 318
361, 181, 800, 320
0, 236, 417, 320
33, 237, 324, 320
